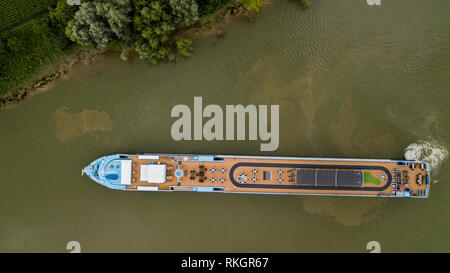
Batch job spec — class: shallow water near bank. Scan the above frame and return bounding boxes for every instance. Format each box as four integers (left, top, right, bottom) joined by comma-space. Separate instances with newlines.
0, 0, 449, 252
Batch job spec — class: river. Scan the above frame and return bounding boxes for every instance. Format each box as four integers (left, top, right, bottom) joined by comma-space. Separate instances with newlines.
0, 0, 449, 252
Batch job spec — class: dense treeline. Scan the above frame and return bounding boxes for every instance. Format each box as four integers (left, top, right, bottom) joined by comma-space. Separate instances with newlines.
65, 0, 261, 63
1, 0, 308, 96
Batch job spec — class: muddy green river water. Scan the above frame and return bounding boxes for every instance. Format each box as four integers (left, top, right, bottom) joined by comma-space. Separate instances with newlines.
0, 0, 449, 252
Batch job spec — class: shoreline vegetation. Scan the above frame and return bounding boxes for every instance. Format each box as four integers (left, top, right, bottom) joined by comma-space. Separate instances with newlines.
0, 49, 105, 110
0, 0, 311, 110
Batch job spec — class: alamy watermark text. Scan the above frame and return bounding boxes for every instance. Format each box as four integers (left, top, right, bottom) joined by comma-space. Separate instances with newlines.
171, 97, 279, 151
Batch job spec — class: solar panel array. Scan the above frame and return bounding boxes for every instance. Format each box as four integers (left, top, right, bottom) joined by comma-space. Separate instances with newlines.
316, 170, 336, 186
297, 169, 315, 185
337, 171, 362, 186
296, 169, 363, 187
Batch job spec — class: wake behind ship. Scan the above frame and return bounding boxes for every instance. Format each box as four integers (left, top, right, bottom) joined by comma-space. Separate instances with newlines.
82, 154, 430, 198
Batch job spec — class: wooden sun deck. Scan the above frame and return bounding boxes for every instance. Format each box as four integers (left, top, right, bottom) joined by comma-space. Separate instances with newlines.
125, 155, 428, 197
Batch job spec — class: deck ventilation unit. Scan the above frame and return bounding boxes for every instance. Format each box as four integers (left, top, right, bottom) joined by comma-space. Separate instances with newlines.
263, 171, 272, 181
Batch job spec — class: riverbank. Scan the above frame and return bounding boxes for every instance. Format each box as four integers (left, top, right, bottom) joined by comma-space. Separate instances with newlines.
180, 1, 273, 39
0, 1, 78, 109
0, 1, 270, 111
0, 49, 105, 110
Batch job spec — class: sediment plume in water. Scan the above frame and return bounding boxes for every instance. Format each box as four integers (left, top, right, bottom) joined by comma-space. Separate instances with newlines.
302, 197, 384, 226
52, 106, 114, 143
404, 140, 448, 175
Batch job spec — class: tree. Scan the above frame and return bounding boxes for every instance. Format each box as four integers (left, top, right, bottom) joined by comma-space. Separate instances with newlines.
6, 36, 25, 54
0, 40, 5, 56
134, 0, 202, 64
133, 0, 176, 64
68, 0, 132, 48
169, 0, 199, 25
176, 38, 193, 57
196, 0, 231, 17
48, 0, 78, 50
240, 0, 264, 12
65, 19, 78, 43
49, 0, 78, 30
